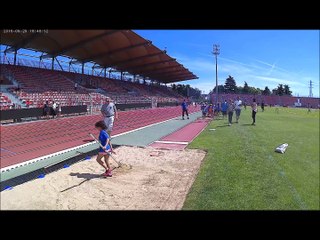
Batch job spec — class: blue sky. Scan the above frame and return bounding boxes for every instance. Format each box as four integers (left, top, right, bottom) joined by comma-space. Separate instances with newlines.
135, 30, 319, 97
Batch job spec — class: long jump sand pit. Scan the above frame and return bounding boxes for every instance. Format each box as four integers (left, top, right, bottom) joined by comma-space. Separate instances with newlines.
1, 146, 206, 210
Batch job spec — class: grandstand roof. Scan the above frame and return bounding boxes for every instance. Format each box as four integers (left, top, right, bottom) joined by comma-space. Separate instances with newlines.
1, 30, 198, 83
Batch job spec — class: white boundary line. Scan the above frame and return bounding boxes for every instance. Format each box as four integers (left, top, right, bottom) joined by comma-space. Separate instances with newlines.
0, 142, 95, 173
1, 111, 201, 173
153, 141, 188, 145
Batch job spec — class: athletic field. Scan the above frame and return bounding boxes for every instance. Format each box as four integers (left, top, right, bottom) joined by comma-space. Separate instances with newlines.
184, 107, 319, 210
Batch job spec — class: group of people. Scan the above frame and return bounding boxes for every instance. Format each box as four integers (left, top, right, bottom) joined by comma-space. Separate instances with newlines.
43, 100, 61, 119
220, 96, 258, 126
94, 97, 119, 177
200, 102, 220, 118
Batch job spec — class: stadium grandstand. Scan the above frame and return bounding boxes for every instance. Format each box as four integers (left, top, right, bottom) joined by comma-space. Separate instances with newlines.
0, 30, 197, 112
0, 30, 201, 190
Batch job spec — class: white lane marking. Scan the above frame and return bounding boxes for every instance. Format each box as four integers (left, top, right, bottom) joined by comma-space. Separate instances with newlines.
0, 142, 95, 173
154, 141, 188, 145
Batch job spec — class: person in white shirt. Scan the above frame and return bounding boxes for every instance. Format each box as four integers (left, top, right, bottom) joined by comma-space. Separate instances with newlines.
52, 101, 57, 118
234, 96, 242, 123
101, 97, 118, 137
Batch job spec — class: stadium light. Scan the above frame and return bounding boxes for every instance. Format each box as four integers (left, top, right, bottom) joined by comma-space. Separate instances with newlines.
212, 44, 220, 105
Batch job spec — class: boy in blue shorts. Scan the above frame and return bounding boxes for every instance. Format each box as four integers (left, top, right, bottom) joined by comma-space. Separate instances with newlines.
181, 99, 189, 120
95, 120, 113, 177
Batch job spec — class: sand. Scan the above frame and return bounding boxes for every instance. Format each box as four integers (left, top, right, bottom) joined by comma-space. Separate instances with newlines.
0, 146, 206, 210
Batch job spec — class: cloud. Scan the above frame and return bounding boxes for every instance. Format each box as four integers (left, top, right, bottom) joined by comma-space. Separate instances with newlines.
171, 52, 318, 96
254, 76, 305, 86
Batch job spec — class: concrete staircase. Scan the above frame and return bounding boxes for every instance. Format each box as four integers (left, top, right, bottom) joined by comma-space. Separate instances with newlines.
0, 86, 27, 108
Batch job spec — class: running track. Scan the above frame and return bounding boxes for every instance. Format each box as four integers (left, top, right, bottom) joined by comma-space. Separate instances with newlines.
0, 106, 200, 168
150, 118, 210, 150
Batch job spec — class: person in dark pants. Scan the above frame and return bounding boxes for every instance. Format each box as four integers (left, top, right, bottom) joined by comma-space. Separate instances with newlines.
181, 99, 189, 120
227, 99, 235, 126
261, 101, 265, 112
221, 100, 228, 119
251, 98, 258, 125
43, 101, 50, 119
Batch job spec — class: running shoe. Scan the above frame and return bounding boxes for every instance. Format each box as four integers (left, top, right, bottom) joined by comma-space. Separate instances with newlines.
106, 169, 112, 177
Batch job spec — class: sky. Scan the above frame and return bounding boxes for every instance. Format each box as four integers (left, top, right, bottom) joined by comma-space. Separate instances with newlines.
135, 30, 319, 97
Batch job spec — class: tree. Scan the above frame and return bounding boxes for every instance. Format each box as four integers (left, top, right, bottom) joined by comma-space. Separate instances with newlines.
276, 84, 284, 96
224, 75, 237, 93
248, 86, 260, 94
243, 81, 250, 94
283, 84, 292, 96
171, 83, 202, 99
262, 86, 271, 95
272, 88, 278, 95
213, 84, 225, 93
236, 86, 243, 94
186, 84, 191, 97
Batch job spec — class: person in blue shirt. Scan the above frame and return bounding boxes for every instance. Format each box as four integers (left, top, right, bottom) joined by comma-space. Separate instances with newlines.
201, 102, 206, 118
181, 99, 189, 120
221, 100, 228, 119
95, 120, 113, 177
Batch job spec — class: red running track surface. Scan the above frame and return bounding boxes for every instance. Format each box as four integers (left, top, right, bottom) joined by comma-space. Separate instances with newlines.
0, 106, 200, 168
150, 119, 210, 150
161, 119, 209, 142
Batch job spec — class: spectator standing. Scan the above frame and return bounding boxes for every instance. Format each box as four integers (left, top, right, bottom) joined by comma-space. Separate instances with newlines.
221, 100, 228, 119
57, 103, 62, 117
74, 82, 78, 91
251, 98, 258, 125
52, 101, 57, 118
214, 102, 221, 116
261, 101, 265, 112
101, 97, 118, 137
181, 99, 189, 120
43, 101, 50, 119
227, 99, 235, 126
208, 104, 214, 117
201, 102, 206, 118
234, 96, 242, 123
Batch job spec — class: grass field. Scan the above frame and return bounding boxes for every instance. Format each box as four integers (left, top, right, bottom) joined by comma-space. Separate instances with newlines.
184, 107, 319, 210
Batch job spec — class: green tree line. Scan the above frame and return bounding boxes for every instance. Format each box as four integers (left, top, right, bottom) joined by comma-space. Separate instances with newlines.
211, 75, 292, 96
170, 84, 202, 99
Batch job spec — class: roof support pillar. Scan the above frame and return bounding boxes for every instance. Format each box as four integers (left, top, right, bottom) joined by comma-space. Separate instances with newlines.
104, 68, 107, 78
56, 57, 64, 71
120, 71, 123, 81
51, 57, 54, 70
13, 49, 17, 65
82, 62, 84, 75
39, 55, 42, 68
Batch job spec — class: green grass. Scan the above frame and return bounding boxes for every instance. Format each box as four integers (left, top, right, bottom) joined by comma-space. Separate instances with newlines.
184, 107, 320, 210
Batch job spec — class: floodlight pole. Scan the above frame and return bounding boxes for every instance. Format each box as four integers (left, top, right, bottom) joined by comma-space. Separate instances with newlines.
213, 44, 220, 105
